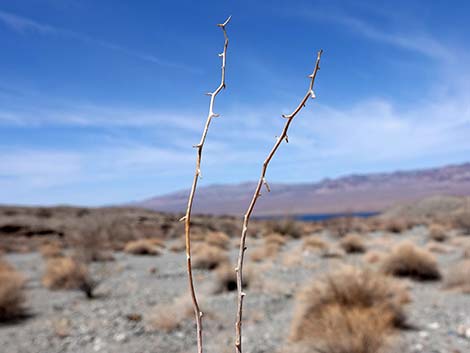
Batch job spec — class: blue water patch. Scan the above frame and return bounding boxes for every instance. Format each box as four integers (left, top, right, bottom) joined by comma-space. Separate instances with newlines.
255, 212, 380, 221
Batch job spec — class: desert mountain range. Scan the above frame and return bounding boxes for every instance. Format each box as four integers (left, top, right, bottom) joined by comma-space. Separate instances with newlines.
134, 162, 470, 216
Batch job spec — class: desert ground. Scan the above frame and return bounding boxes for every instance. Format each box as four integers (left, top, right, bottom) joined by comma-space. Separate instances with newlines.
1, 198, 470, 353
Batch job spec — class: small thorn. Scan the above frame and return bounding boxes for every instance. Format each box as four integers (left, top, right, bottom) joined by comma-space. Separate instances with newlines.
241, 292, 246, 297
235, 267, 239, 272
212, 113, 220, 118
199, 311, 203, 318
218, 52, 224, 57
285, 135, 289, 143
281, 114, 288, 119
205, 92, 212, 96
310, 90, 316, 99
179, 216, 187, 222
262, 177, 271, 192
193, 143, 202, 148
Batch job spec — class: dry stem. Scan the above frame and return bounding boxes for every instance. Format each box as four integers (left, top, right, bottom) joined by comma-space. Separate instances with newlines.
181, 15, 231, 353
234, 49, 323, 353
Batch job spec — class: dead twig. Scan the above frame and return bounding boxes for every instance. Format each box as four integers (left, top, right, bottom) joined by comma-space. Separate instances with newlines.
181, 15, 231, 353
234, 49, 323, 353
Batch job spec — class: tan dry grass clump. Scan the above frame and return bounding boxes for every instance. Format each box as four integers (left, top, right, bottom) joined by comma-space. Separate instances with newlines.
381, 241, 441, 281
192, 243, 229, 270
250, 243, 281, 262
428, 224, 448, 242
443, 260, 470, 293
363, 250, 386, 264
340, 233, 366, 254
321, 246, 345, 259
42, 257, 95, 298
384, 219, 408, 234
290, 266, 409, 353
0, 259, 26, 321
263, 233, 287, 246
39, 242, 63, 258
205, 231, 230, 249
453, 212, 470, 235
302, 236, 327, 252
282, 247, 304, 267
214, 262, 251, 293
168, 239, 186, 253
268, 219, 304, 238
147, 295, 194, 332
425, 241, 453, 254
124, 239, 161, 256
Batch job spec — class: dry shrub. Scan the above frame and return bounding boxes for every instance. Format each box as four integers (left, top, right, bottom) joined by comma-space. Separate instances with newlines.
146, 237, 166, 248
282, 247, 304, 267
39, 242, 63, 258
340, 233, 366, 254
250, 243, 281, 262
42, 257, 96, 298
325, 216, 354, 238
428, 224, 448, 242
381, 242, 441, 281
0, 259, 26, 321
268, 219, 303, 238
0, 258, 14, 273
213, 263, 250, 293
264, 233, 287, 246
205, 231, 230, 249
290, 266, 409, 352
463, 247, 470, 259
384, 219, 408, 234
425, 241, 453, 254
321, 246, 345, 259
302, 236, 327, 252
453, 212, 470, 235
363, 250, 386, 264
169, 239, 186, 253
444, 260, 470, 293
192, 243, 229, 270
71, 216, 113, 262
147, 295, 194, 332
124, 239, 161, 256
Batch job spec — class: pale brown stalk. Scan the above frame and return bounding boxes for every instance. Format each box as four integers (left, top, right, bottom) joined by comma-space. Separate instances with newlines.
180, 15, 231, 353
234, 49, 323, 353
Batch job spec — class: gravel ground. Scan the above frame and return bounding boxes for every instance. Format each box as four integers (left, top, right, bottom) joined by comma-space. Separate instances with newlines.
1, 227, 470, 353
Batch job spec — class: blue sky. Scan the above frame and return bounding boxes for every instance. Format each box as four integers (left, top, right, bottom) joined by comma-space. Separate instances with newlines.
1, 0, 470, 205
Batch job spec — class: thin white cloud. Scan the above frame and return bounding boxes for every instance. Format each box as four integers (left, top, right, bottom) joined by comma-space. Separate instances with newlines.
0, 102, 203, 132
0, 9, 199, 73
0, 10, 55, 33
292, 8, 451, 61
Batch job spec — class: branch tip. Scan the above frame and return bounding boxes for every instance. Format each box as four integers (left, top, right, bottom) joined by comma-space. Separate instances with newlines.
217, 15, 232, 28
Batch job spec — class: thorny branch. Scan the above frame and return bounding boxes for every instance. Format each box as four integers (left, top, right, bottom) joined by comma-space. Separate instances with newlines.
234, 49, 323, 353
181, 15, 231, 353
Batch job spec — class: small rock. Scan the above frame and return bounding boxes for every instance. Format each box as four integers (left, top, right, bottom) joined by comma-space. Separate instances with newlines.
413, 343, 424, 351
428, 322, 440, 330
419, 331, 429, 338
114, 333, 127, 343
457, 325, 470, 339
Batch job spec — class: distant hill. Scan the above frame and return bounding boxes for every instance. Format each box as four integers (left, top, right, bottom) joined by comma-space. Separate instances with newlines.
381, 195, 470, 219
134, 162, 470, 216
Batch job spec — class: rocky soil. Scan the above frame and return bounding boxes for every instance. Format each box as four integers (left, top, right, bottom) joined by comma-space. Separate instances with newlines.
1, 226, 470, 353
